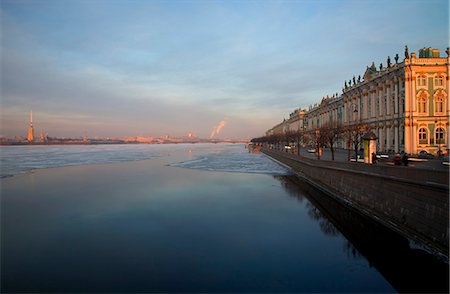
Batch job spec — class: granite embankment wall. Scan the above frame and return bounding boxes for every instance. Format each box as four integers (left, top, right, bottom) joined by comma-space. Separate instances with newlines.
263, 149, 449, 257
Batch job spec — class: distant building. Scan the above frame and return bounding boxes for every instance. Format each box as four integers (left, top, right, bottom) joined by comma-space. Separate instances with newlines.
27, 111, 34, 142
267, 46, 449, 155
266, 120, 288, 136
38, 130, 48, 142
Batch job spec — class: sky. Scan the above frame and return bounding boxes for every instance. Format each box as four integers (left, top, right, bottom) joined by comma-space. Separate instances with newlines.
1, 0, 448, 139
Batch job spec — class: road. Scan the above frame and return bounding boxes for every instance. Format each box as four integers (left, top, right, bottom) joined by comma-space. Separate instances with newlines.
280, 147, 450, 171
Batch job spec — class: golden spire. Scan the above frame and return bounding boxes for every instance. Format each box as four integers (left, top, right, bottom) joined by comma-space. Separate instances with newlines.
27, 110, 35, 142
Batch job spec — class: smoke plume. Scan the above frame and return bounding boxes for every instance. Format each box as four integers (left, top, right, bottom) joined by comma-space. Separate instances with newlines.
210, 118, 227, 138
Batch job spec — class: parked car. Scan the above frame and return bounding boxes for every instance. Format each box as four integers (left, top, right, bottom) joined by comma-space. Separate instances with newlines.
376, 153, 389, 159
307, 147, 316, 153
418, 150, 434, 159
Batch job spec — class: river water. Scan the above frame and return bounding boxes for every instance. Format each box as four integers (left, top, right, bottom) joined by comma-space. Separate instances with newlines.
1, 144, 447, 292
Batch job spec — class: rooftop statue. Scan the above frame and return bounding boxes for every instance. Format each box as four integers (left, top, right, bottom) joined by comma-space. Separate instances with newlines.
395, 53, 399, 63
404, 45, 409, 59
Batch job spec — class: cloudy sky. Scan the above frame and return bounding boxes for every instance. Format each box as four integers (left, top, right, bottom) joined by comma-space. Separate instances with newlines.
1, 0, 448, 139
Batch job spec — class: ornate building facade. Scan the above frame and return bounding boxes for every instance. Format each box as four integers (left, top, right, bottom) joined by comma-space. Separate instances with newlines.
267, 46, 449, 155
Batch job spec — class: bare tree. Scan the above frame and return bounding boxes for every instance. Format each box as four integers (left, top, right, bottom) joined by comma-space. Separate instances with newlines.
319, 122, 343, 160
312, 129, 324, 159
345, 122, 369, 161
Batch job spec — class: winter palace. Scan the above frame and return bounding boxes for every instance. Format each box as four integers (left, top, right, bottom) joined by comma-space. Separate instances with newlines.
267, 46, 449, 155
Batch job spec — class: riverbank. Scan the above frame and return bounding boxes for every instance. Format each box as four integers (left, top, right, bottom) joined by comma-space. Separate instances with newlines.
262, 148, 449, 260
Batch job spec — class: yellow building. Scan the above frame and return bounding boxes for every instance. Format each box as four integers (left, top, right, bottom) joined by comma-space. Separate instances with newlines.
341, 46, 448, 155
403, 48, 448, 155
269, 46, 449, 155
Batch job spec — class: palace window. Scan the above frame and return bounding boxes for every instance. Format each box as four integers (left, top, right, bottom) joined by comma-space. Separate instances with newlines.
435, 96, 445, 113
435, 76, 444, 87
417, 75, 427, 87
435, 128, 446, 144
418, 128, 428, 145
417, 95, 427, 113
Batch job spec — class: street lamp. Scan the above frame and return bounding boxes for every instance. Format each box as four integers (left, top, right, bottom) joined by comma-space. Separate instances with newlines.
435, 118, 441, 157
347, 103, 359, 161
297, 111, 301, 156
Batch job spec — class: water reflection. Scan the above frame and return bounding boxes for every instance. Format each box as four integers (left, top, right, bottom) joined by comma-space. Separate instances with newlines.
275, 175, 449, 293
1, 149, 446, 293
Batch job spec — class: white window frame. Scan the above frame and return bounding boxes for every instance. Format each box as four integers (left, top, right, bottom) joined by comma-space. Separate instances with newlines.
435, 75, 444, 87
433, 91, 447, 115
435, 127, 445, 145
435, 96, 445, 114
417, 75, 427, 88
418, 127, 429, 145
417, 95, 428, 114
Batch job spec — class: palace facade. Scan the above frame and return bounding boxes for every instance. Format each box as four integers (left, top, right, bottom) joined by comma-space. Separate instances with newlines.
266, 46, 449, 155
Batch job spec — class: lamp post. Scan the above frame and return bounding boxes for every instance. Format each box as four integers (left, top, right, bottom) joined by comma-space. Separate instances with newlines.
353, 105, 360, 161
347, 102, 359, 161
315, 128, 321, 159
297, 111, 301, 156
435, 118, 441, 157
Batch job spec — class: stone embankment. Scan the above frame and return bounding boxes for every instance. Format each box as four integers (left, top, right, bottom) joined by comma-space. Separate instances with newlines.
263, 148, 449, 259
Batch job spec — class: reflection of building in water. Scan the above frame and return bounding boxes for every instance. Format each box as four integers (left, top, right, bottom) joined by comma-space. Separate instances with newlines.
27, 110, 34, 142
275, 175, 449, 293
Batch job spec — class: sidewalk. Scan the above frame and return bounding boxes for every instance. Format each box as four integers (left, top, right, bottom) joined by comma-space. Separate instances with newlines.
281, 147, 449, 172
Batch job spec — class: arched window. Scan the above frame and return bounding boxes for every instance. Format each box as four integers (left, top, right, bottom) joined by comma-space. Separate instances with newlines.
435, 95, 445, 113
418, 128, 428, 145
417, 95, 427, 113
417, 75, 427, 87
435, 76, 444, 87
435, 127, 446, 144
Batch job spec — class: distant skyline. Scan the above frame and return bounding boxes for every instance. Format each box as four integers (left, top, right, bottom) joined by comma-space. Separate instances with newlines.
1, 0, 448, 139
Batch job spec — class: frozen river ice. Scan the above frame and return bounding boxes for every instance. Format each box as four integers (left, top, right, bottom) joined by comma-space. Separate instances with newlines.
1, 143, 288, 178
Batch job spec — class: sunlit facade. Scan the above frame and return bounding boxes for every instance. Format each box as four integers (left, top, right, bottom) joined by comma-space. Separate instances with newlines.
268, 46, 449, 155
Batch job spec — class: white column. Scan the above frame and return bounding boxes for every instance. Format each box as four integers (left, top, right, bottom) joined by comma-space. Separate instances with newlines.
378, 127, 384, 151
411, 124, 417, 154
372, 91, 376, 118
386, 82, 391, 116
394, 79, 398, 114
386, 126, 391, 151
378, 87, 383, 119
394, 126, 399, 152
